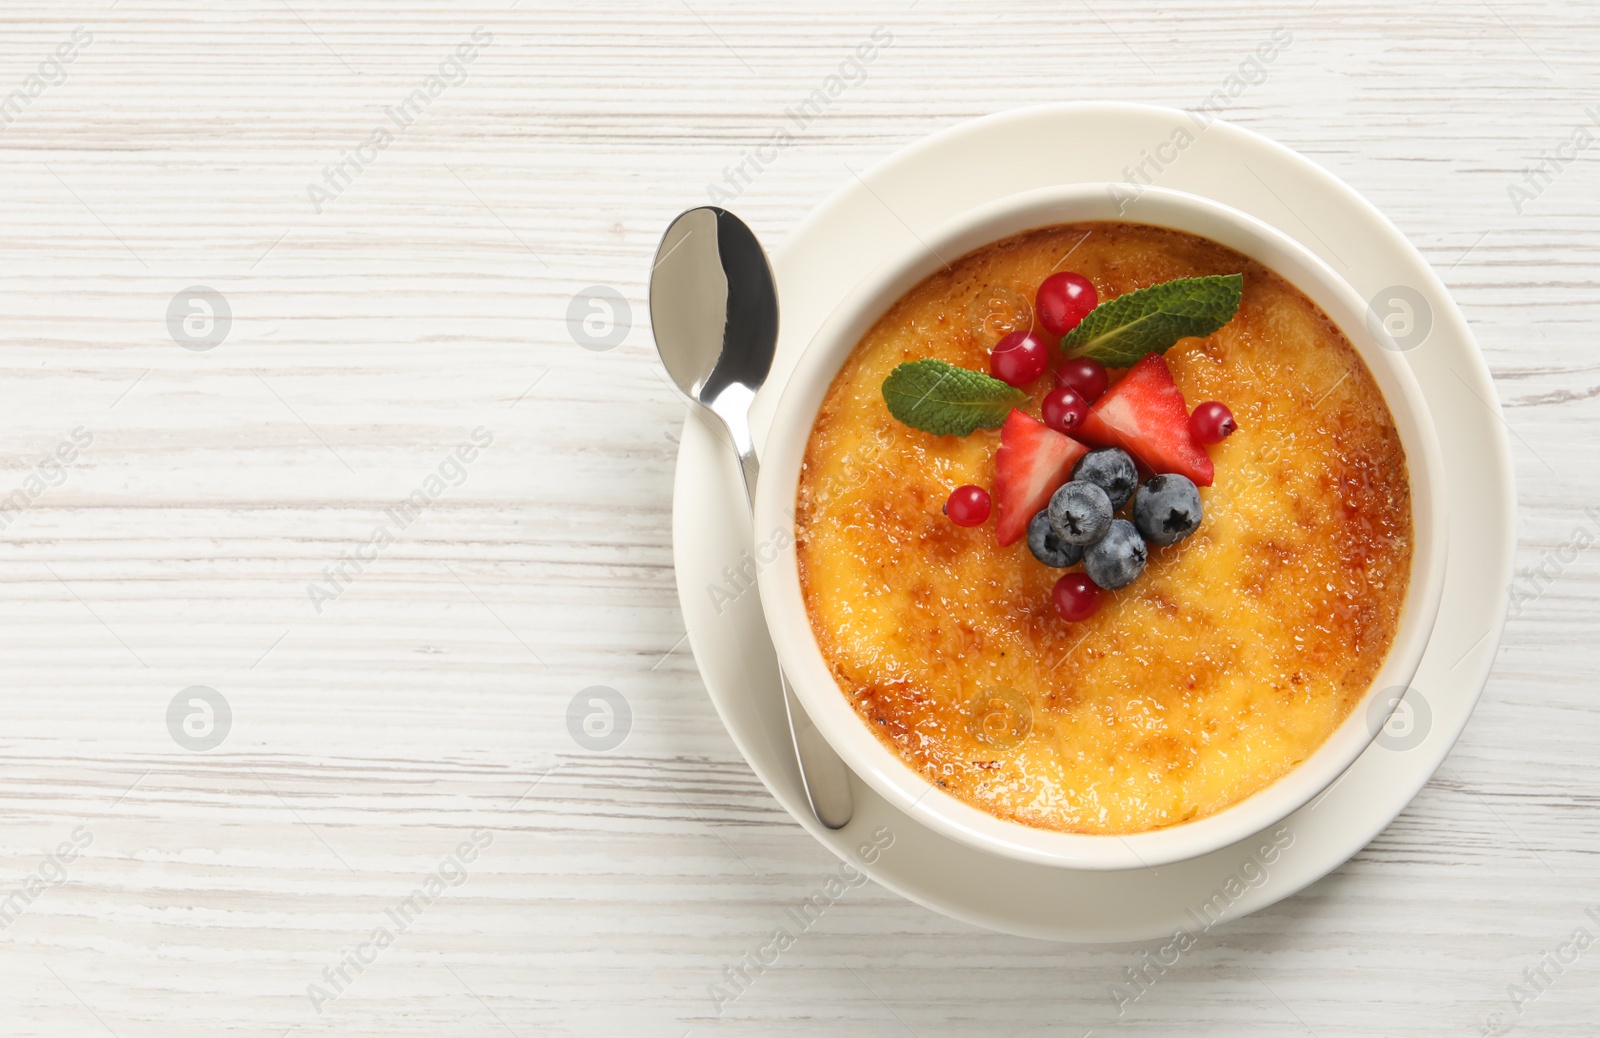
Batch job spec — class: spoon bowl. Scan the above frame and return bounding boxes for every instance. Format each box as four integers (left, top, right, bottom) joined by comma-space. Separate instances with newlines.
650, 207, 780, 441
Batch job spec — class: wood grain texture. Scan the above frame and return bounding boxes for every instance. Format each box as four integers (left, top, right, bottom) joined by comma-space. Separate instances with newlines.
0, 1, 1594, 1035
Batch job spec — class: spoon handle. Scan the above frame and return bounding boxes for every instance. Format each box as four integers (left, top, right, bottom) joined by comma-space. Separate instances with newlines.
779, 669, 855, 829
729, 431, 854, 830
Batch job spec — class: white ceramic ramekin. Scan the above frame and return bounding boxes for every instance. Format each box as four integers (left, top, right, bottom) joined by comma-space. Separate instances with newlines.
753, 184, 1448, 870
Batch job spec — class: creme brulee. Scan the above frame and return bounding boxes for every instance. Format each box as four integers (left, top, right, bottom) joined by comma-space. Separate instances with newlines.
795, 222, 1412, 835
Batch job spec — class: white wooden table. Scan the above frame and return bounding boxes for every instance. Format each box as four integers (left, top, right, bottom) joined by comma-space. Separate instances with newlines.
0, 2, 1593, 1035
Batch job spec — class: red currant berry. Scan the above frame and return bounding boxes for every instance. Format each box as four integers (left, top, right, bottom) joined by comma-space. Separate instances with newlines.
989, 329, 1051, 387
944, 484, 991, 527
1036, 272, 1098, 336
1053, 572, 1102, 622
1041, 387, 1089, 434
1054, 356, 1109, 404
1189, 401, 1238, 445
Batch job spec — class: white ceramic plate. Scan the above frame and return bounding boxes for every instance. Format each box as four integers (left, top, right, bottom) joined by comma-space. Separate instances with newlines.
670, 103, 1513, 941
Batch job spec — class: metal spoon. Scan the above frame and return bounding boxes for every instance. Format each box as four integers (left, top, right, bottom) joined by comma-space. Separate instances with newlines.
650, 206, 854, 830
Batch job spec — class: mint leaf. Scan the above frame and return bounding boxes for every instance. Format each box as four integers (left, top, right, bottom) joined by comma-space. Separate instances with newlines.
1062, 274, 1243, 367
881, 359, 1025, 436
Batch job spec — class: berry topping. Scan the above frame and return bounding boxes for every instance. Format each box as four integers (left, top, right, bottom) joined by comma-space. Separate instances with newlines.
1190, 401, 1238, 445
1055, 356, 1109, 404
1041, 387, 1089, 434
1076, 354, 1215, 486
1132, 474, 1203, 547
1052, 572, 1102, 622
1048, 480, 1113, 546
1027, 510, 1082, 568
1036, 272, 1099, 337
944, 484, 991, 527
989, 329, 1051, 387
1071, 447, 1138, 509
993, 409, 1088, 547
1082, 519, 1147, 590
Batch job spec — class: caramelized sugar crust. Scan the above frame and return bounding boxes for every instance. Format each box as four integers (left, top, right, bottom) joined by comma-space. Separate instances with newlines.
796, 223, 1413, 835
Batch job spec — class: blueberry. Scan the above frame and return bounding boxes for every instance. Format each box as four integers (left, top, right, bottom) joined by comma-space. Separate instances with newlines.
1027, 510, 1083, 568
1047, 480, 1113, 546
1072, 448, 1138, 509
1083, 519, 1147, 590
1133, 474, 1203, 547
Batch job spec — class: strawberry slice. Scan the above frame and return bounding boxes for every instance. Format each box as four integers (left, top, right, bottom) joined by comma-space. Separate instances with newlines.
994, 409, 1087, 546
1077, 354, 1215, 486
